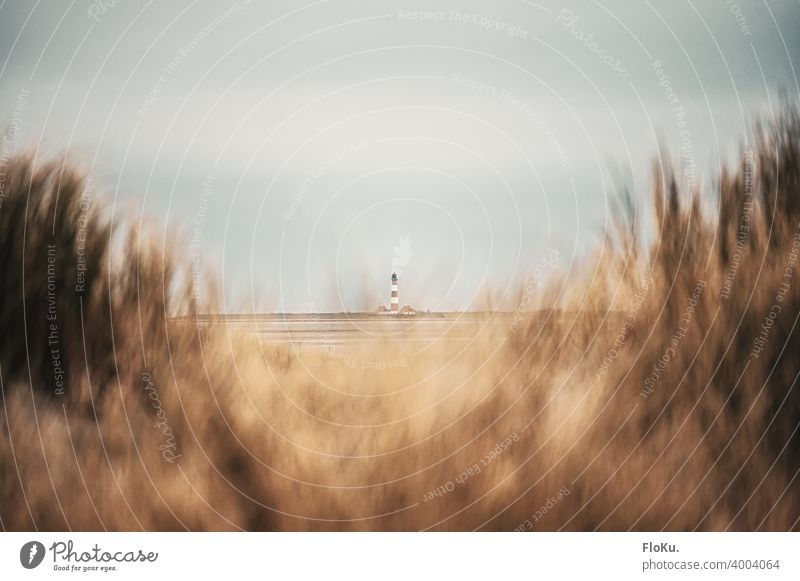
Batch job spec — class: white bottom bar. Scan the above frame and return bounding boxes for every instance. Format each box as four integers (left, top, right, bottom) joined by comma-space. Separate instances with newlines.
1, 532, 797, 579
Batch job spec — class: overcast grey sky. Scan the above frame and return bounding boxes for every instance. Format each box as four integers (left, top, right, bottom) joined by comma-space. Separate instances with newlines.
2, 0, 798, 312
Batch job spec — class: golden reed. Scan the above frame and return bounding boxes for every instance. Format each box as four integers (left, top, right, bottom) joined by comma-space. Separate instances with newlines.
0, 107, 798, 531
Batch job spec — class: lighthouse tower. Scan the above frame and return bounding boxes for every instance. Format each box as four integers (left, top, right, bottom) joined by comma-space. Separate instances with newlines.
390, 272, 399, 314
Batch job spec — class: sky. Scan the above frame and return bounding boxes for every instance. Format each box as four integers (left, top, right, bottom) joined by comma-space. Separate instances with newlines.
1, 0, 799, 312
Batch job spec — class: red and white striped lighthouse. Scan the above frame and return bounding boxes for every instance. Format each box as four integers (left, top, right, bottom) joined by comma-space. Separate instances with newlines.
390, 272, 399, 314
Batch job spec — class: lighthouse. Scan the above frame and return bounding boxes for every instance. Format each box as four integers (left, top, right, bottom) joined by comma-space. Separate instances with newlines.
390, 272, 399, 314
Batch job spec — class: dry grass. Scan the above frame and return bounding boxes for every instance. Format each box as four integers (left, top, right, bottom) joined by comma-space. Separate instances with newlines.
1, 107, 798, 531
